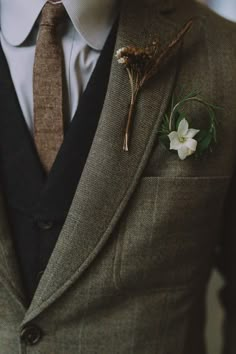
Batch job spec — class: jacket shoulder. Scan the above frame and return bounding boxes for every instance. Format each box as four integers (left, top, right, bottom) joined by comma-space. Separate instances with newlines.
173, 0, 236, 47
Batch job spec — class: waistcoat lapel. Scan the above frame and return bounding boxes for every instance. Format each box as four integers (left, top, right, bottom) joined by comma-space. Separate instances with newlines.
23, 0, 188, 322
0, 49, 38, 309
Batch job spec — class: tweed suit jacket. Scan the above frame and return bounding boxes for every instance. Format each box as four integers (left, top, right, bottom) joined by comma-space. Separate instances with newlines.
0, 0, 236, 353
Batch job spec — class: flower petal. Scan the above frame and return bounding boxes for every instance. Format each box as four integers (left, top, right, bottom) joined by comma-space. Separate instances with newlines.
168, 132, 182, 150
178, 145, 189, 160
177, 118, 189, 137
185, 128, 200, 139
185, 138, 198, 151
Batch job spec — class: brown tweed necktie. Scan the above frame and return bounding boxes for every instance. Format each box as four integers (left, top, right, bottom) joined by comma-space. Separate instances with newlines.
33, 2, 67, 173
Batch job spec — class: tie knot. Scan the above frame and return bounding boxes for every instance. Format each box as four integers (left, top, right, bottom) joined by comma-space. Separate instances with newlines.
40, 2, 67, 27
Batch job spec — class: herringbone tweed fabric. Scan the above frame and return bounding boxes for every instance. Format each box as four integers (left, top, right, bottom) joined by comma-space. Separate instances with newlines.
33, 2, 67, 173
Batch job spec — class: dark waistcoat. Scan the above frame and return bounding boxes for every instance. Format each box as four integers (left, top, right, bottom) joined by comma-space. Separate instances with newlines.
0, 24, 117, 304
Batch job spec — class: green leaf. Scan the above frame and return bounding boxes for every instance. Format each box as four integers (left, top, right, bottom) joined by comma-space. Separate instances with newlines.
159, 134, 170, 149
197, 132, 213, 154
159, 114, 171, 134
195, 129, 208, 142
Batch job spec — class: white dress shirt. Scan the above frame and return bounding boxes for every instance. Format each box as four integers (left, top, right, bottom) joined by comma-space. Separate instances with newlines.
208, 0, 236, 22
0, 0, 119, 133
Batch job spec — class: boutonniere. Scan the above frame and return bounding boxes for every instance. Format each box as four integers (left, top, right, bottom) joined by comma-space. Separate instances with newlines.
116, 19, 193, 151
158, 91, 219, 160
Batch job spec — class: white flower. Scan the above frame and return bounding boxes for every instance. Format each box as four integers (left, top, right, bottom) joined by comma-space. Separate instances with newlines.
117, 57, 127, 64
115, 47, 126, 58
116, 47, 125, 55
168, 118, 200, 160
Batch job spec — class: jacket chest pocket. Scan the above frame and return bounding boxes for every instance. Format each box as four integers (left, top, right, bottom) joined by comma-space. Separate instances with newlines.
113, 176, 230, 291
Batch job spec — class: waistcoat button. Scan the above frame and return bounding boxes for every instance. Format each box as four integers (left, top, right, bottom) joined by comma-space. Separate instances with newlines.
36, 220, 54, 230
20, 325, 43, 345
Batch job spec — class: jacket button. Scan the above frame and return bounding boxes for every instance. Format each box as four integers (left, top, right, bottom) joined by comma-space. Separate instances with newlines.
20, 325, 43, 345
36, 220, 54, 230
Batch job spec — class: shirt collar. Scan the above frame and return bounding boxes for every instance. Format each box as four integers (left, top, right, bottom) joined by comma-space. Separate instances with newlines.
0, 0, 120, 50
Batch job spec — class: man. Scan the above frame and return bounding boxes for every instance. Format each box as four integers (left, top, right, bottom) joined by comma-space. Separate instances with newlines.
0, 0, 235, 353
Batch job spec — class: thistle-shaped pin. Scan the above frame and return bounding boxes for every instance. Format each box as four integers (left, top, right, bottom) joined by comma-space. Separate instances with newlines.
116, 19, 193, 152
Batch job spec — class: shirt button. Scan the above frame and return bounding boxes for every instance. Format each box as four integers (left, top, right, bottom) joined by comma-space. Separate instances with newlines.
36, 220, 54, 230
20, 325, 43, 345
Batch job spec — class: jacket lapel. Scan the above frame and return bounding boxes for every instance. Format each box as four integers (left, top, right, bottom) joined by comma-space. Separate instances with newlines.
24, 0, 183, 321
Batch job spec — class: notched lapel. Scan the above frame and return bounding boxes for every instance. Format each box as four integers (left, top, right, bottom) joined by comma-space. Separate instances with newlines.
25, 0, 185, 322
